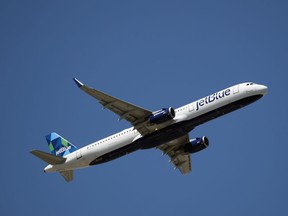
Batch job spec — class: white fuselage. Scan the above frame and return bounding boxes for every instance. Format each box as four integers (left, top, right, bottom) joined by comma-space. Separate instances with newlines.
45, 82, 267, 173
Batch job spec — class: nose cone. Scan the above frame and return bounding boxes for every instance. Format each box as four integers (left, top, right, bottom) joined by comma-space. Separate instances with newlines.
258, 84, 268, 96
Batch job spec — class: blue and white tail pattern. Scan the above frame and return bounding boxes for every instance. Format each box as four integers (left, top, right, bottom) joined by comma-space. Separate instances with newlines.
45, 132, 78, 157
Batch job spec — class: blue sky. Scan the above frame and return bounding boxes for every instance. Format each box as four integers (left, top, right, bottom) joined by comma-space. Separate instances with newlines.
1, 0, 287, 215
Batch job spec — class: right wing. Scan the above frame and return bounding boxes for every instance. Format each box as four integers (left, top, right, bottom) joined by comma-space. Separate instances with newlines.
157, 135, 192, 174
73, 78, 153, 135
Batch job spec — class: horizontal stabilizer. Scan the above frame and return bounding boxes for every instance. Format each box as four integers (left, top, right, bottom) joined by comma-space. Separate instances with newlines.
73, 78, 84, 88
60, 170, 74, 182
31, 150, 66, 165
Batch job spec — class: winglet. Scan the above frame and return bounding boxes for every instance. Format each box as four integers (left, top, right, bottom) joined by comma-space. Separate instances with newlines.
73, 78, 84, 88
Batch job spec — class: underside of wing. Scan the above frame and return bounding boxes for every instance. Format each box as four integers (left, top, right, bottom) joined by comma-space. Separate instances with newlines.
73, 78, 152, 134
157, 135, 192, 174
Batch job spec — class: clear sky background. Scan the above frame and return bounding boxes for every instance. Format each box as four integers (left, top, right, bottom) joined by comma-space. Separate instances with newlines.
1, 1, 287, 215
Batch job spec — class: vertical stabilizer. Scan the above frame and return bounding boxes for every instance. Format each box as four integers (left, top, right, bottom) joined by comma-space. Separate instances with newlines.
46, 132, 78, 157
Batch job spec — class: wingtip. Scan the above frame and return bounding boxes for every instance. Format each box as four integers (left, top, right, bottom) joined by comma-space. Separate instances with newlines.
73, 78, 84, 88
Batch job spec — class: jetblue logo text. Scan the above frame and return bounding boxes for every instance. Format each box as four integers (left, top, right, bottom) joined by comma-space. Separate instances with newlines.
56, 145, 71, 155
196, 89, 231, 111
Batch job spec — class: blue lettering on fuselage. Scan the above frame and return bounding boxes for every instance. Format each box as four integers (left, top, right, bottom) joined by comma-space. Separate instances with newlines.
196, 89, 231, 111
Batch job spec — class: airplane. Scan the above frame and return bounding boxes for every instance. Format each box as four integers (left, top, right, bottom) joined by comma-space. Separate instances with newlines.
31, 79, 268, 182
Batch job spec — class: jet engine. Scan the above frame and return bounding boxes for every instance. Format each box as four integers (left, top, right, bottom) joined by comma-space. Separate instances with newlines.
148, 107, 175, 124
184, 136, 209, 153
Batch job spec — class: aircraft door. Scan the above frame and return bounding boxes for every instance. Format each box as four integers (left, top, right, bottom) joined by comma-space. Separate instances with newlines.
233, 85, 239, 94
188, 103, 195, 112
76, 150, 82, 160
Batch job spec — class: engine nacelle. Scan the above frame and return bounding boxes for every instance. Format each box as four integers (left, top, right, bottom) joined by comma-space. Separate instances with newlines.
184, 136, 209, 154
149, 107, 175, 124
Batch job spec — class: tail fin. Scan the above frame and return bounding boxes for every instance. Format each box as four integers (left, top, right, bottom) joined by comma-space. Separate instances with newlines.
46, 132, 78, 157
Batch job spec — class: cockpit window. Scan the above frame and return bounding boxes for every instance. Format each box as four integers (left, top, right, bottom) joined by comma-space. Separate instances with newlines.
246, 82, 254, 86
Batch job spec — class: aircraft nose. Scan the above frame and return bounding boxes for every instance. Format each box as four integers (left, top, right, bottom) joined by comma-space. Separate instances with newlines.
259, 85, 268, 96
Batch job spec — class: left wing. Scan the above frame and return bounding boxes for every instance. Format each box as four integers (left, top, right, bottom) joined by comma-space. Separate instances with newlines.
73, 78, 152, 135
157, 135, 192, 174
